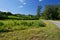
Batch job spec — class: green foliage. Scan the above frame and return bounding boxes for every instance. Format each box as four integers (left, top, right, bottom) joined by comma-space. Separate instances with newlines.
21, 21, 28, 26
57, 8, 60, 19
0, 20, 46, 32
27, 22, 34, 26
6, 12, 12, 15
0, 22, 4, 26
20, 20, 46, 27
0, 11, 9, 19
38, 22, 46, 27
42, 5, 60, 20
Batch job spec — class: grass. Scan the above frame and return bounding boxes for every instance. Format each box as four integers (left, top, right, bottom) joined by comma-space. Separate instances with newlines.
0, 20, 60, 40
0, 20, 45, 31
56, 20, 60, 21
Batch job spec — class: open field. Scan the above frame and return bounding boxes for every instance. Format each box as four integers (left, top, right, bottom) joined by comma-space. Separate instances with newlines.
0, 0, 60, 40
0, 20, 60, 40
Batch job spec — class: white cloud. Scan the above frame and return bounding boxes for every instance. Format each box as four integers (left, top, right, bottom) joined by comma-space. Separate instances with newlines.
23, 2, 26, 5
18, 0, 26, 8
18, 5, 24, 8
19, 0, 25, 3
19, 0, 26, 5
39, 0, 42, 2
0, 10, 8, 12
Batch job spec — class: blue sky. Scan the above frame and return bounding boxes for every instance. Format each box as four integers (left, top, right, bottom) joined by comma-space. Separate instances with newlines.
0, 0, 60, 15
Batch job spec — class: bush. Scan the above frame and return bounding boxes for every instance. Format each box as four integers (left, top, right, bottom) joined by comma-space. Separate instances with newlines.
0, 22, 4, 26
14, 21, 20, 26
27, 22, 34, 26
21, 22, 27, 26
38, 22, 46, 27
20, 21, 46, 27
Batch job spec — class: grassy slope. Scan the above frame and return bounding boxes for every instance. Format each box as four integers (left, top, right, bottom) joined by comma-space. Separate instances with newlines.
0, 20, 60, 40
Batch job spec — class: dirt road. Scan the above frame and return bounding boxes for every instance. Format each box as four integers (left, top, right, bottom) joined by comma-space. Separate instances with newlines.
51, 21, 60, 28
45, 20, 60, 28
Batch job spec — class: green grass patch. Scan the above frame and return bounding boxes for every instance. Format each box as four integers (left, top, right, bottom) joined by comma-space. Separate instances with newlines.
0, 20, 60, 40
0, 20, 46, 32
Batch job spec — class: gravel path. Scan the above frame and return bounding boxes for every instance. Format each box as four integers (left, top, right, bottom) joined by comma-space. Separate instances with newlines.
45, 20, 60, 29
51, 21, 60, 28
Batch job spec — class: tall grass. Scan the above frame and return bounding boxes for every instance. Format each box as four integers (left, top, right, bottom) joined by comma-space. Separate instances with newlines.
0, 22, 4, 26
0, 20, 60, 40
0, 20, 46, 32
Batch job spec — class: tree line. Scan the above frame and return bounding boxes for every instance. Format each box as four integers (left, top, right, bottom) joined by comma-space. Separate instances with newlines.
0, 11, 40, 20
42, 4, 60, 20
0, 4, 60, 20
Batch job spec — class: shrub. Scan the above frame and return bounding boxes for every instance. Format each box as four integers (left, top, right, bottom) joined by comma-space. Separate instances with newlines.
20, 21, 46, 27
0, 22, 4, 26
14, 21, 20, 26
21, 22, 27, 26
27, 22, 34, 26
38, 22, 46, 27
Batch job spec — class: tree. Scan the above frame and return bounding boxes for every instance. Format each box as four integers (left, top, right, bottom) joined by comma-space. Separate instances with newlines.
36, 6, 41, 19
57, 7, 60, 19
0, 11, 8, 19
42, 5, 60, 20
6, 12, 12, 15
42, 5, 52, 19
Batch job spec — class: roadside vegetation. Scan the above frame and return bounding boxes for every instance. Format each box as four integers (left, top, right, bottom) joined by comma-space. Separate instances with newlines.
0, 20, 60, 40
